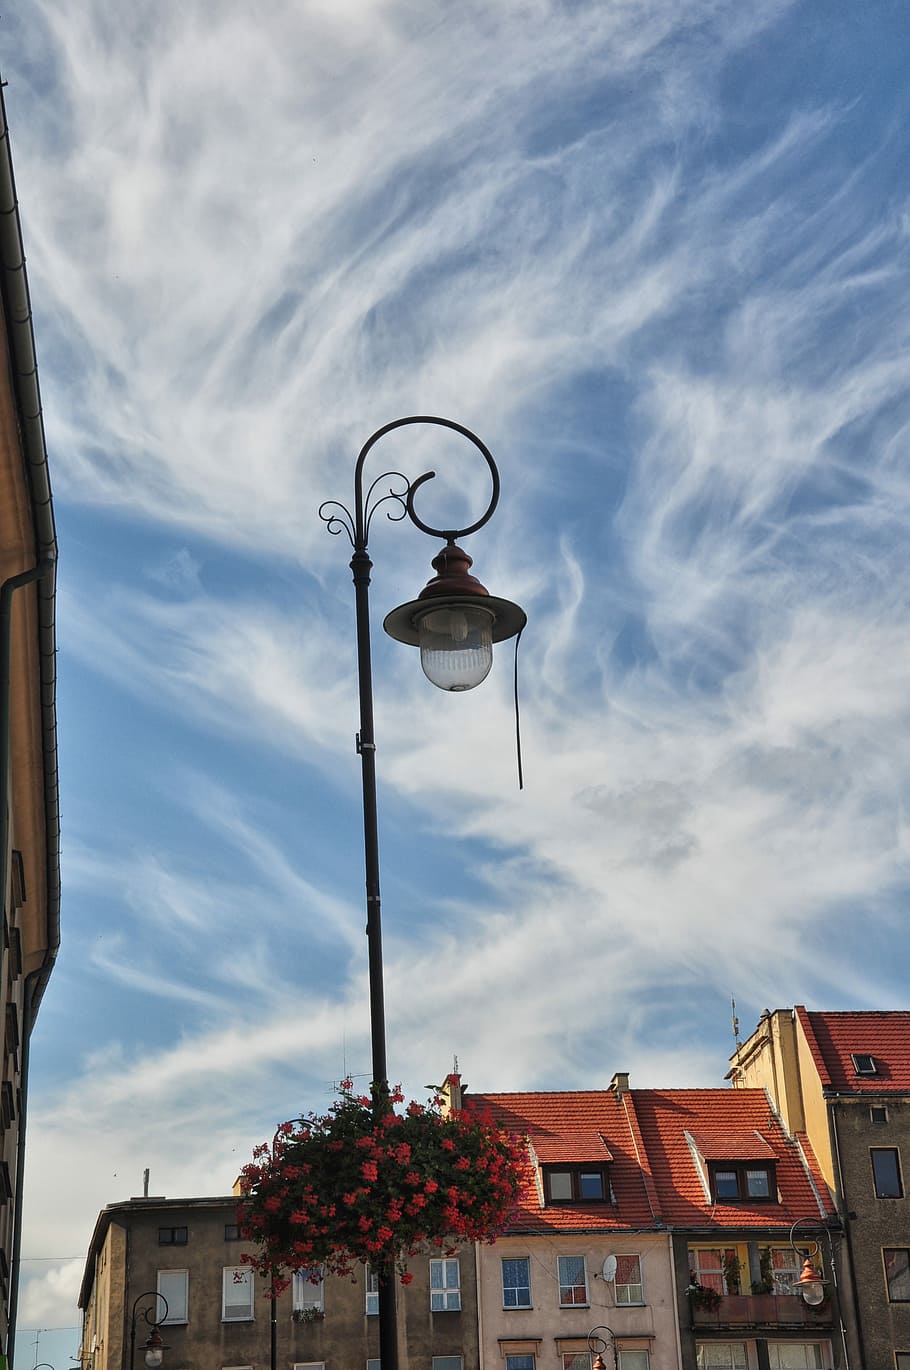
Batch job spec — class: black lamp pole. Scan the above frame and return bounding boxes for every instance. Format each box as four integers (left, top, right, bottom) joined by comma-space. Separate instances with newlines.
320, 417, 525, 1370
128, 1291, 168, 1370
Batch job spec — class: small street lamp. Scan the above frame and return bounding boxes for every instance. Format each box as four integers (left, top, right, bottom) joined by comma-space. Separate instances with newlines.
588, 1324, 618, 1370
129, 1291, 169, 1370
788, 1218, 827, 1306
320, 416, 526, 1370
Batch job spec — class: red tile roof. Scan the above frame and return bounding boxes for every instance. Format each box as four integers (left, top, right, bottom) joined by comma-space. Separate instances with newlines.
468, 1087, 831, 1234
796, 1007, 910, 1093
469, 1091, 655, 1232
629, 1089, 832, 1228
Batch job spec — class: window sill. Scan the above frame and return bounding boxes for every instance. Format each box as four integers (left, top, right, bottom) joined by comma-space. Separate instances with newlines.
502, 1305, 534, 1311
559, 1304, 590, 1310
222, 1318, 254, 1324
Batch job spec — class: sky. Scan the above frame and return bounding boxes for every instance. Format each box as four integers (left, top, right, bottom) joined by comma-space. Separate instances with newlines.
4, 0, 910, 1365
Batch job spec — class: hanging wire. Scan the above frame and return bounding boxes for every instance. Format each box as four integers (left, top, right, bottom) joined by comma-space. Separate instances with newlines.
513, 625, 524, 790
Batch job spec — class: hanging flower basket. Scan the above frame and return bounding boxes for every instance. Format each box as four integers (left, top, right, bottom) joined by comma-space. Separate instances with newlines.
238, 1084, 526, 1292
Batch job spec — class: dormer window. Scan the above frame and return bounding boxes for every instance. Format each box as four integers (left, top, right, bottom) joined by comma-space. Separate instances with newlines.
852, 1053, 877, 1076
531, 1130, 613, 1206
709, 1162, 775, 1203
543, 1166, 610, 1203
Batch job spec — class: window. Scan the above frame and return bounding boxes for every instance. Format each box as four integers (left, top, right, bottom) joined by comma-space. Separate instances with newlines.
562, 1356, 592, 1370
544, 1167, 608, 1202
222, 1267, 254, 1321
690, 1248, 743, 1296
615, 1254, 643, 1305
851, 1053, 877, 1075
766, 1246, 801, 1295
767, 1346, 825, 1369
618, 1354, 650, 1370
432, 1360, 464, 1370
157, 1227, 187, 1245
557, 1255, 588, 1306
367, 1362, 381, 1370
871, 1105, 888, 1124
708, 1162, 775, 1202
224, 1224, 240, 1240
430, 1257, 461, 1311
502, 1257, 531, 1308
506, 1358, 535, 1370
696, 1346, 748, 1369
157, 1270, 188, 1324
366, 1265, 379, 1315
293, 1364, 325, 1370
896, 1355, 910, 1370
293, 1267, 324, 1313
872, 1148, 903, 1198
885, 1249, 910, 1302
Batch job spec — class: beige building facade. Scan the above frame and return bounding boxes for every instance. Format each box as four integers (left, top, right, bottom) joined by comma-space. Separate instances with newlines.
78, 1194, 480, 1370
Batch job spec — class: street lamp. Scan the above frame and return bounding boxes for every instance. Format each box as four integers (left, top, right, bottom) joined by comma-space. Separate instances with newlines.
588, 1324, 617, 1370
319, 416, 526, 1370
788, 1218, 827, 1306
129, 1291, 169, 1370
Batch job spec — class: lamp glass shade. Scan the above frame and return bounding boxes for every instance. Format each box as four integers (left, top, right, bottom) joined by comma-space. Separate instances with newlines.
416, 605, 493, 691
799, 1277, 825, 1307
145, 1349, 164, 1369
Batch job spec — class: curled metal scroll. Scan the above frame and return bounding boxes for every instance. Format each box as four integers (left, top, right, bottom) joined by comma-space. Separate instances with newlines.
588, 1326, 617, 1359
319, 469, 410, 552
348, 415, 500, 551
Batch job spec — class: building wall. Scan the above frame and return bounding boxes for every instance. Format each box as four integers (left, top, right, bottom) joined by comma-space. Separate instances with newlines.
829, 1096, 910, 1370
478, 1233, 678, 1370
80, 1197, 480, 1370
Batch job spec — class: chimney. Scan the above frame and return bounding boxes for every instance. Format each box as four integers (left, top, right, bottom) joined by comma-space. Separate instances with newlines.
440, 1071, 465, 1115
609, 1071, 630, 1100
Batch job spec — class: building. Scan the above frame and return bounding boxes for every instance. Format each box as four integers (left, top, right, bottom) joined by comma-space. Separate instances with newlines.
460, 1072, 842, 1370
77, 1191, 479, 1370
0, 79, 60, 1365
729, 1007, 910, 1370
631, 1085, 842, 1370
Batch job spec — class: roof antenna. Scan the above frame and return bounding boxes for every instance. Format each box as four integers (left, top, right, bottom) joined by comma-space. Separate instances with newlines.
143, 1167, 150, 1199
453, 1053, 459, 1074
731, 995, 742, 1053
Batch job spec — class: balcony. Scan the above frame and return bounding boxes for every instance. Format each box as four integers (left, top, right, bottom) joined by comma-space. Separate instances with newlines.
692, 1294, 832, 1329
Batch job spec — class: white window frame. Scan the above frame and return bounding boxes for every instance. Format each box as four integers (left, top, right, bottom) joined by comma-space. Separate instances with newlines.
292, 1267, 324, 1313
222, 1266, 254, 1322
501, 1256, 532, 1308
695, 1344, 748, 1369
366, 1265, 379, 1315
765, 1245, 801, 1295
766, 1344, 827, 1369
615, 1253, 644, 1305
557, 1254, 588, 1306
618, 1353, 650, 1370
429, 1256, 461, 1311
156, 1269, 188, 1324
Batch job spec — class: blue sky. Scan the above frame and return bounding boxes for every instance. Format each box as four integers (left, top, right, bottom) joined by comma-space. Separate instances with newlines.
5, 0, 910, 1364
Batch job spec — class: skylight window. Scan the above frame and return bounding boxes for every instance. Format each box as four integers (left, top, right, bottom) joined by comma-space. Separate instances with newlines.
851, 1053, 878, 1076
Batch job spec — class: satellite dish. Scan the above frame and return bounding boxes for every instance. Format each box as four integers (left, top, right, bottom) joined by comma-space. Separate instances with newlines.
602, 1255, 617, 1282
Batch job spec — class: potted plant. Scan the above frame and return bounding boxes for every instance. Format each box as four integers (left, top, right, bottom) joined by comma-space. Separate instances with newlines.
687, 1275, 722, 1311
239, 1082, 526, 1294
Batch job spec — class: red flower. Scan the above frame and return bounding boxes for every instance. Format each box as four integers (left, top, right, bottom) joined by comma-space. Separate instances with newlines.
400, 1271, 414, 1285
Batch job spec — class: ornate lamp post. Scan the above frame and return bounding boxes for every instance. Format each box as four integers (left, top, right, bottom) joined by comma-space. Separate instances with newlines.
319, 416, 526, 1370
788, 1218, 827, 1307
129, 1291, 169, 1370
588, 1324, 618, 1370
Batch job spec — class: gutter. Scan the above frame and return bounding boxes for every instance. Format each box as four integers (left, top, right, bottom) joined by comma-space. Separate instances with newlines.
0, 74, 61, 1364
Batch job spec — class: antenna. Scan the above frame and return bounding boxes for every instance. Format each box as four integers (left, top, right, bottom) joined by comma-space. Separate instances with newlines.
453, 1053, 459, 1074
143, 1167, 150, 1199
731, 995, 742, 1052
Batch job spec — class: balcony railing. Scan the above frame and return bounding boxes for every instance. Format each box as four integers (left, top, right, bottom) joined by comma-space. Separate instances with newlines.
692, 1293, 832, 1328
